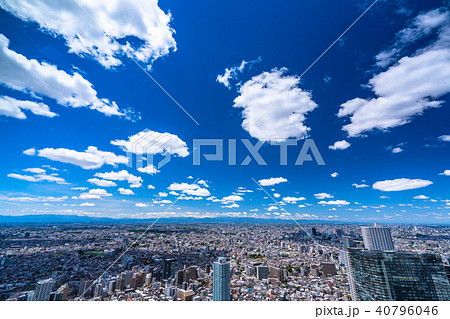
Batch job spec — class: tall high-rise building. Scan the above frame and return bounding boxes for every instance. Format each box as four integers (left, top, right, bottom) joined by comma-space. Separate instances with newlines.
361, 226, 395, 251
342, 236, 354, 250
163, 258, 176, 279
213, 257, 231, 301
346, 249, 450, 301
33, 278, 55, 301
256, 266, 269, 280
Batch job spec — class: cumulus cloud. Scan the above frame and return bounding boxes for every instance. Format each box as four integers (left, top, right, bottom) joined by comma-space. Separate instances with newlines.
318, 200, 350, 205
439, 135, 450, 142
314, 193, 333, 199
0, 96, 57, 119
197, 180, 209, 188
233, 68, 317, 141
87, 178, 117, 187
0, 34, 126, 117
23, 148, 36, 156
282, 196, 306, 204
80, 202, 95, 207
392, 147, 403, 153
413, 195, 429, 199
137, 164, 159, 175
23, 168, 45, 174
111, 129, 189, 157
373, 178, 433, 191
258, 177, 287, 186
216, 57, 261, 88
339, 9, 450, 137
376, 9, 449, 67
95, 170, 143, 188
8, 169, 67, 184
329, 140, 350, 150
331, 172, 339, 178
439, 170, 450, 176
222, 203, 239, 209
118, 188, 134, 195
0, 0, 176, 69
147, 184, 155, 189
168, 182, 210, 197
135, 203, 148, 208
79, 188, 112, 200
352, 183, 369, 188
35, 146, 128, 170
222, 195, 244, 202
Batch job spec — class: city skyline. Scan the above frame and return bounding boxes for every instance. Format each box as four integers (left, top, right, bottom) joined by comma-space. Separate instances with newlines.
1, 0, 450, 224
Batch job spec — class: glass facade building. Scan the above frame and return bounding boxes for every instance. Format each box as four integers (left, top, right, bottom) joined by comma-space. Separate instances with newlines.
346, 250, 450, 301
213, 257, 230, 301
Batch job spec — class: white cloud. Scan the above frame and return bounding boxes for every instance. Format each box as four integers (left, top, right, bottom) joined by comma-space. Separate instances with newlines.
111, 129, 189, 157
267, 205, 278, 211
0, 34, 126, 117
282, 196, 306, 204
258, 177, 287, 186
233, 68, 317, 141
329, 140, 350, 150
167, 182, 210, 197
314, 193, 334, 199
71, 187, 88, 191
0, 0, 176, 69
352, 183, 369, 188
23, 168, 45, 174
118, 188, 135, 195
135, 203, 148, 208
222, 195, 244, 202
273, 193, 281, 198
373, 178, 433, 191
158, 192, 168, 197
331, 172, 339, 178
0, 96, 57, 119
95, 170, 143, 188
414, 195, 429, 199
36, 146, 127, 170
80, 202, 95, 207
339, 9, 450, 137
216, 57, 261, 88
392, 147, 403, 153
6, 195, 68, 202
79, 188, 112, 200
147, 185, 155, 189
439, 170, 450, 176
8, 170, 67, 184
23, 148, 36, 156
87, 178, 117, 187
197, 180, 209, 188
439, 135, 450, 142
318, 200, 350, 205
222, 203, 239, 209
137, 164, 159, 175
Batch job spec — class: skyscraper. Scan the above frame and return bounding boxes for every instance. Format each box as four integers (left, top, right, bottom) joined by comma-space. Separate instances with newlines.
342, 236, 354, 250
213, 257, 231, 301
33, 278, 55, 301
346, 249, 450, 301
361, 226, 395, 251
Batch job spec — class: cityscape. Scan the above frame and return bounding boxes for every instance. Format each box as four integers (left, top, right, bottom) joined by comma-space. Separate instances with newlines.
1, 222, 449, 301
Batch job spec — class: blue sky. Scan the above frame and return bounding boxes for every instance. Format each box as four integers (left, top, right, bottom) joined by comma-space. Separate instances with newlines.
0, 0, 450, 223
